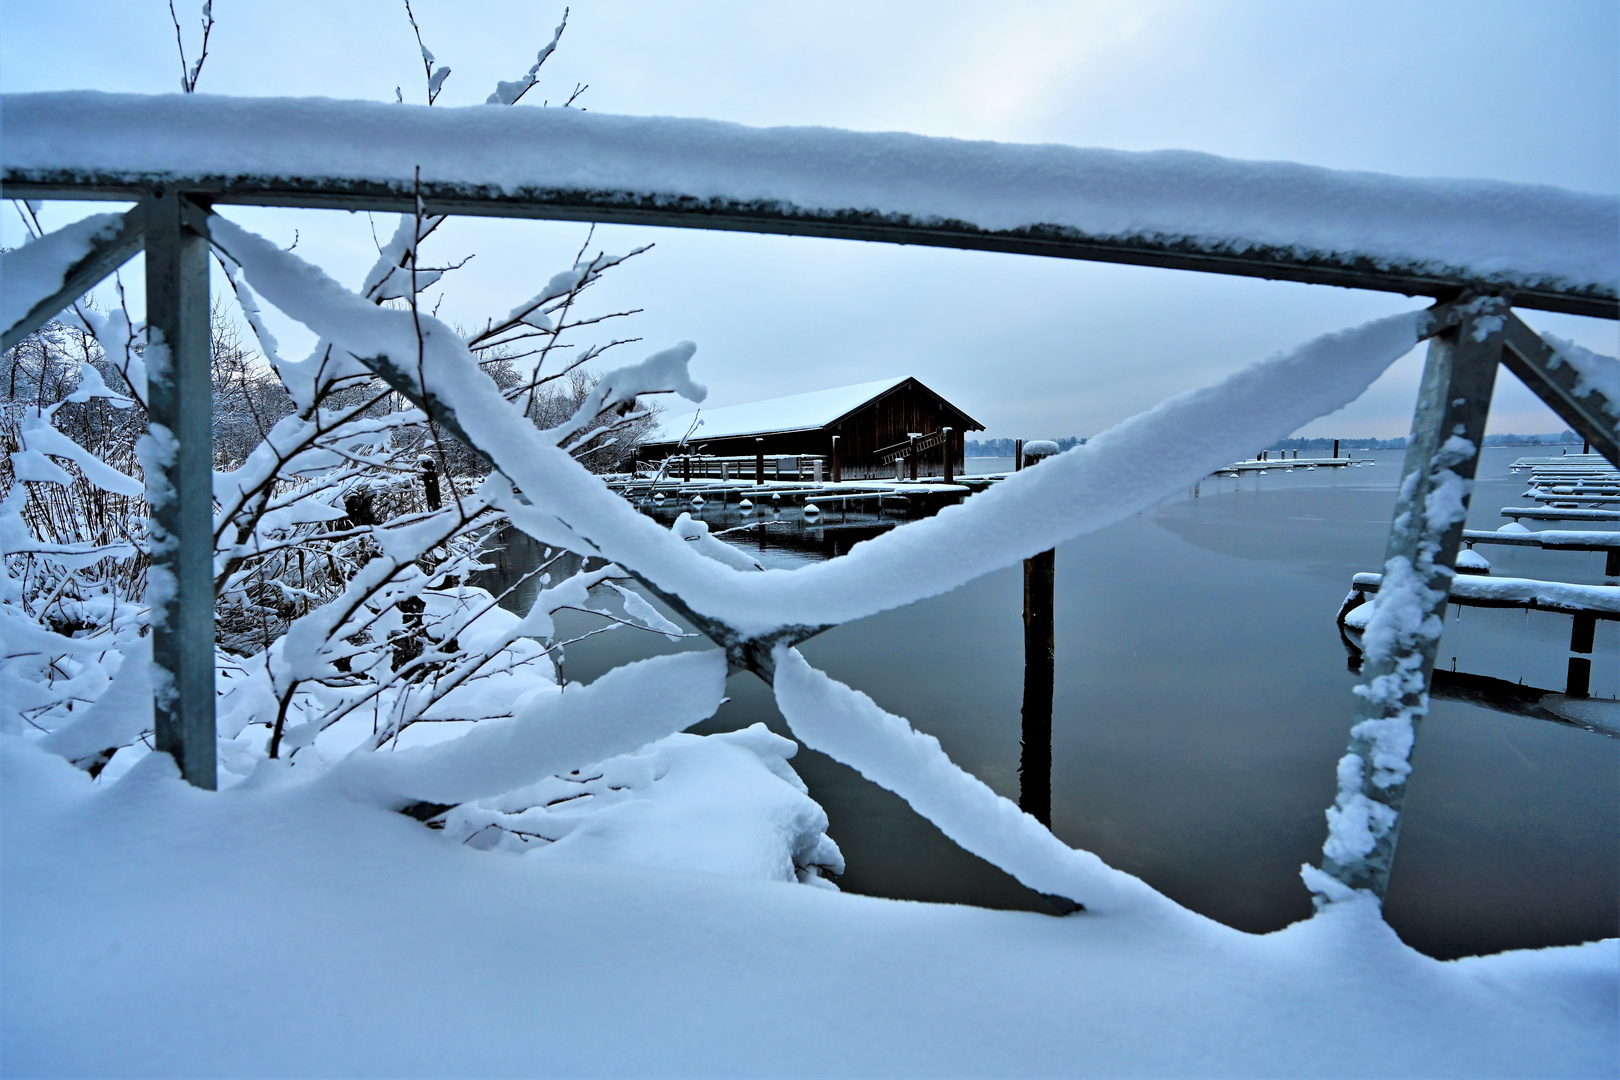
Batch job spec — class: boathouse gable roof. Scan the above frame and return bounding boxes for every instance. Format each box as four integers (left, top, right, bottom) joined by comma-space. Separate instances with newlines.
649, 375, 984, 446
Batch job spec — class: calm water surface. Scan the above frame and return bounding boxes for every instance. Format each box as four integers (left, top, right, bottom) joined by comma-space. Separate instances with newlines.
476, 447, 1618, 959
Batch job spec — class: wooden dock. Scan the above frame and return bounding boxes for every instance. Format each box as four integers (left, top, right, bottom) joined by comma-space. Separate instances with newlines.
1213, 453, 1374, 475
606, 475, 980, 518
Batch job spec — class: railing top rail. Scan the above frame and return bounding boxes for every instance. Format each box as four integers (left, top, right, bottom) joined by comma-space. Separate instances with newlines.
4, 91, 1615, 319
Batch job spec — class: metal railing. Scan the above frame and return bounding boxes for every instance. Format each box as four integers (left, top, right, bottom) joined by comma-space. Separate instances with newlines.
4, 123, 1616, 912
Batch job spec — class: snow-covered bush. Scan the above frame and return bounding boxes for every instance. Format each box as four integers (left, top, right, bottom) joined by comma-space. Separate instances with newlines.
0, 10, 846, 889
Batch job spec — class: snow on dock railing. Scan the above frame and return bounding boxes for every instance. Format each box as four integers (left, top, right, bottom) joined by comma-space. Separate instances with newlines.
4, 91, 1618, 921
1348, 572, 1620, 617
2, 91, 1616, 317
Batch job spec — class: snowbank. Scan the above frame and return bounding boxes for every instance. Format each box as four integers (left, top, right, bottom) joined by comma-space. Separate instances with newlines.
2, 735, 1612, 1078
3, 91, 1614, 299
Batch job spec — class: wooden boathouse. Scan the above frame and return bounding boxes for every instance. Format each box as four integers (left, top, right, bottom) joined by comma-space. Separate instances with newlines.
640, 376, 984, 480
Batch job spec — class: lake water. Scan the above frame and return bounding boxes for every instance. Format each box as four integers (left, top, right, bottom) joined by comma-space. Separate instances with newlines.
475, 447, 1618, 959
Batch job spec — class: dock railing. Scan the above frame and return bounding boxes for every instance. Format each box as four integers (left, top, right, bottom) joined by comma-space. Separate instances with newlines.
3, 92, 1617, 919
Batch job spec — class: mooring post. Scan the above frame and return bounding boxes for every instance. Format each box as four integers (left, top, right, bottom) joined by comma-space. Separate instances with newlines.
909, 435, 919, 481
1019, 441, 1059, 826
1014, 439, 1024, 472
755, 438, 765, 485
419, 455, 442, 511
143, 191, 217, 790
1333, 438, 1340, 459
943, 427, 954, 484
831, 435, 841, 483
1317, 296, 1504, 902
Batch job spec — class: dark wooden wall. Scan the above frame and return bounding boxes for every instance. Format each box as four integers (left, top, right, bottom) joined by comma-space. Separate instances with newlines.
643, 379, 981, 478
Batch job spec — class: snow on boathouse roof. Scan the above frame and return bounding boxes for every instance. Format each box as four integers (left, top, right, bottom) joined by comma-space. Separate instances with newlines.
3, 92, 1615, 315
650, 376, 977, 446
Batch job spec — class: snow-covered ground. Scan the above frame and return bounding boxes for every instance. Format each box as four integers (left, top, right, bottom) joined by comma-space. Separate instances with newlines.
3, 733, 1612, 1078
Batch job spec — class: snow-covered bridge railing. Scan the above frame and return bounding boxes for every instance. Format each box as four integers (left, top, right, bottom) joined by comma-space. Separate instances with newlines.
3, 91, 1617, 918
2, 91, 1617, 319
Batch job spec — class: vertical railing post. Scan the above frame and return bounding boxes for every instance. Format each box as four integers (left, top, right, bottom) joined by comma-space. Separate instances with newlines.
1315, 296, 1504, 902
143, 191, 216, 789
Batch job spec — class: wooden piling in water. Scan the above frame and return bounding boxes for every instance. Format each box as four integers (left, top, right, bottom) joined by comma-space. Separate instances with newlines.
1333, 439, 1340, 459
1019, 442, 1056, 827
1021, 547, 1056, 827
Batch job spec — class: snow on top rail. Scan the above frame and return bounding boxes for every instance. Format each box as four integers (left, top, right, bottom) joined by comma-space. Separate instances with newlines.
3, 91, 1615, 318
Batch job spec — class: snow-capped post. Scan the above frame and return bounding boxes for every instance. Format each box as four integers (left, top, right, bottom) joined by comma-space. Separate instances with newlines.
943, 427, 954, 483
419, 455, 441, 511
831, 435, 841, 483
1314, 295, 1505, 904
143, 190, 217, 789
1019, 440, 1062, 826
908, 435, 919, 480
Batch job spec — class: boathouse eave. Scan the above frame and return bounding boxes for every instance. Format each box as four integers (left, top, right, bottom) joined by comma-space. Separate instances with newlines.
827, 375, 986, 434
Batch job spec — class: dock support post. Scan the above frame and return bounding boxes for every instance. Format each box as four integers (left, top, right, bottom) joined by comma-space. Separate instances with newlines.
909, 435, 919, 481
755, 439, 765, 485
1018, 445, 1056, 826
943, 427, 954, 484
420, 455, 441, 510
1020, 547, 1056, 827
831, 436, 841, 483
1316, 296, 1504, 904
144, 191, 217, 790
1333, 438, 1340, 459
1014, 439, 1024, 472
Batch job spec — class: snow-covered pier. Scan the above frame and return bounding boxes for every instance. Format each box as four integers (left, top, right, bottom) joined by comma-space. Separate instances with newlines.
1214, 453, 1374, 475
1499, 505, 1620, 523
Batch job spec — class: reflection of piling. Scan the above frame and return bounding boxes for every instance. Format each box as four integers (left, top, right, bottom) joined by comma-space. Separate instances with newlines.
1569, 613, 1596, 698
1018, 442, 1057, 827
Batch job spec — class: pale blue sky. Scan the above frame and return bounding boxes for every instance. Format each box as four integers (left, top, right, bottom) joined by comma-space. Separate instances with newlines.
4, 1, 1616, 439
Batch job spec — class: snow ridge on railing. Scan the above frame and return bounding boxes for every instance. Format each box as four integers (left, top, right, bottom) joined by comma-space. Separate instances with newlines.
198, 211, 1426, 911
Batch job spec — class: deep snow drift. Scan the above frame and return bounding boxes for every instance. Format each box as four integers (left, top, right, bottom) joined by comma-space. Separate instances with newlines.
2, 735, 1612, 1078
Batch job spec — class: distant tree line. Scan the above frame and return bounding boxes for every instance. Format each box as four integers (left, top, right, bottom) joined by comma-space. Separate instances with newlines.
1267, 431, 1580, 451
965, 436, 1086, 457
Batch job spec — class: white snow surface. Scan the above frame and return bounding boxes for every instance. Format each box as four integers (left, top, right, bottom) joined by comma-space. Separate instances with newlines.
4, 91, 1616, 294
0, 210, 126, 333
1352, 571, 1620, 614
650, 376, 908, 444
3, 734, 1613, 1077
